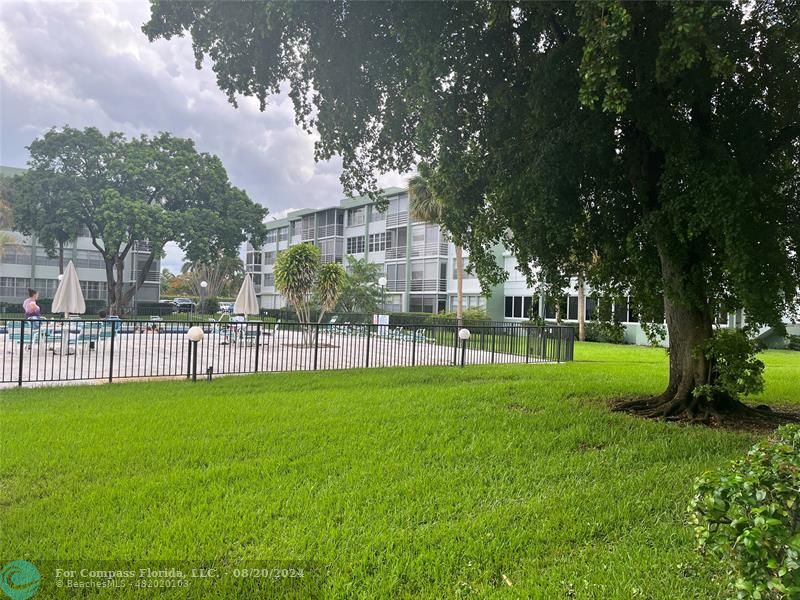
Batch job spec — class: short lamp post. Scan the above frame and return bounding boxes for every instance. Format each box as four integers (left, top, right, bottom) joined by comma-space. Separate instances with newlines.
187, 326, 204, 382
458, 328, 471, 368
378, 276, 387, 312
199, 280, 208, 315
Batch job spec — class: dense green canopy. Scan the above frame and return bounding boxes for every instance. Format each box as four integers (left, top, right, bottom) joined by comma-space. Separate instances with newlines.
145, 1, 800, 418
12, 127, 268, 312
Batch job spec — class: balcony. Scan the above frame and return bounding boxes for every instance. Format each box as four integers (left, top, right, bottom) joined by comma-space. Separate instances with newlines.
409, 278, 447, 292
317, 224, 344, 238
133, 240, 152, 253
386, 212, 408, 228
387, 279, 405, 292
384, 246, 407, 260
410, 242, 449, 257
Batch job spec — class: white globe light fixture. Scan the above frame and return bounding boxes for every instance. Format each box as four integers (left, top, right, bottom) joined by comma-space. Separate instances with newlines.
187, 326, 205, 342
57, 274, 64, 281
458, 328, 471, 368
200, 280, 208, 289
187, 326, 205, 382
378, 276, 387, 287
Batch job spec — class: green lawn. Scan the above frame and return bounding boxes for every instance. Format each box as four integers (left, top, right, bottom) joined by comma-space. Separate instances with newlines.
1, 343, 798, 598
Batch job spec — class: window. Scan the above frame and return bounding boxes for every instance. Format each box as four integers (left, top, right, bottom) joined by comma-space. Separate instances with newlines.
263, 273, 275, 287
369, 206, 384, 222
451, 259, 476, 279
346, 236, 365, 254
585, 297, 598, 321
504, 295, 534, 319
409, 294, 446, 313
368, 233, 386, 252
614, 298, 628, 323
2, 246, 32, 265
386, 263, 405, 292
246, 252, 262, 266
452, 295, 486, 310
264, 251, 276, 265
75, 250, 105, 270
627, 297, 639, 323
567, 296, 578, 320
387, 194, 408, 215
265, 230, 278, 244
278, 227, 289, 242
301, 214, 316, 240
347, 207, 365, 227
79, 280, 108, 301
317, 238, 343, 263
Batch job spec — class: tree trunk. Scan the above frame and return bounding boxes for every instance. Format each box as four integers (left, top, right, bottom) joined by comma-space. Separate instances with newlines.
577, 273, 586, 342
615, 244, 758, 423
455, 245, 464, 325
105, 257, 117, 314
58, 240, 65, 275
114, 258, 125, 316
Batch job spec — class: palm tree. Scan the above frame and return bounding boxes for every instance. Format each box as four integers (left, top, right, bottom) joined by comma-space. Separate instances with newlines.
408, 174, 465, 323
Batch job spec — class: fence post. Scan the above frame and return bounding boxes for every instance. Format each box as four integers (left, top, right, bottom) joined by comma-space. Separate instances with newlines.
17, 319, 25, 387
557, 327, 563, 363
526, 326, 531, 363
192, 340, 199, 381
452, 326, 459, 365
411, 326, 417, 367
254, 322, 261, 373
313, 323, 320, 371
491, 326, 496, 364
186, 337, 192, 380
108, 324, 116, 383
365, 324, 371, 368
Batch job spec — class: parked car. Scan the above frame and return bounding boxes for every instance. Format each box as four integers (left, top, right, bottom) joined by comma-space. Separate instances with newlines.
172, 298, 196, 313
218, 302, 234, 314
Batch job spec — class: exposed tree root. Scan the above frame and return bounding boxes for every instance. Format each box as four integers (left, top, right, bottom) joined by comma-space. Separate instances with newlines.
611, 394, 800, 431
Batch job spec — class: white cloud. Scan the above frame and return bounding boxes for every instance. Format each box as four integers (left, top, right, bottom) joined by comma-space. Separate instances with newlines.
0, 0, 411, 222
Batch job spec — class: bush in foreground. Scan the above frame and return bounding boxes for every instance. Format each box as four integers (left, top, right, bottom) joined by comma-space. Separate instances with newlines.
689, 425, 800, 598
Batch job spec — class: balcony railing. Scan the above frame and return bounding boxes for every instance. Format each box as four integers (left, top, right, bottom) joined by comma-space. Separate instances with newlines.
317, 224, 344, 238
386, 212, 408, 227
133, 240, 152, 253
410, 242, 449, 257
409, 279, 447, 292
384, 246, 407, 260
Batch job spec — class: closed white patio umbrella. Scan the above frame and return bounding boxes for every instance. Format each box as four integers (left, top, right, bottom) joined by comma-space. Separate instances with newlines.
234, 273, 259, 316
52, 260, 86, 319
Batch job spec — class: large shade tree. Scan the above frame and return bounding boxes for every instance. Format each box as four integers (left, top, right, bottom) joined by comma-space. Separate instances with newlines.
12, 127, 268, 314
145, 1, 800, 422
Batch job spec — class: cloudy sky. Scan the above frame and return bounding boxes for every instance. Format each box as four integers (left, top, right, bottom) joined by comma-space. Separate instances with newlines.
0, 1, 409, 271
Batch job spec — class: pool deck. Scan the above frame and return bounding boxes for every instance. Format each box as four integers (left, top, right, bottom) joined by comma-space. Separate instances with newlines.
1, 328, 550, 388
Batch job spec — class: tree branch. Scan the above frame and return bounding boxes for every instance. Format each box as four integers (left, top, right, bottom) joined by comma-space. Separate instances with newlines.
768, 124, 800, 153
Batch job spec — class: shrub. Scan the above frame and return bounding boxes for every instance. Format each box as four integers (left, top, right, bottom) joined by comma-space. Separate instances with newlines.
689, 425, 800, 598
698, 329, 765, 401
584, 320, 625, 344
788, 335, 800, 351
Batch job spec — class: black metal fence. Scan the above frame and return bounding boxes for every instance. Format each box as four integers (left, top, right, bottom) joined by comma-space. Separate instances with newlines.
0, 318, 574, 387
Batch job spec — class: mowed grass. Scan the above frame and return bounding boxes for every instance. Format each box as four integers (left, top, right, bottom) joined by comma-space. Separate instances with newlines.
1, 343, 799, 598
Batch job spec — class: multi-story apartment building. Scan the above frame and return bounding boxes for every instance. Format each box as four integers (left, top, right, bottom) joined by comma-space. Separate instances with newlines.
0, 165, 160, 312
246, 187, 505, 317
247, 187, 800, 348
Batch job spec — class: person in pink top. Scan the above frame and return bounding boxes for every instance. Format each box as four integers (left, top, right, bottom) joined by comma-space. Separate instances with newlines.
22, 288, 41, 328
